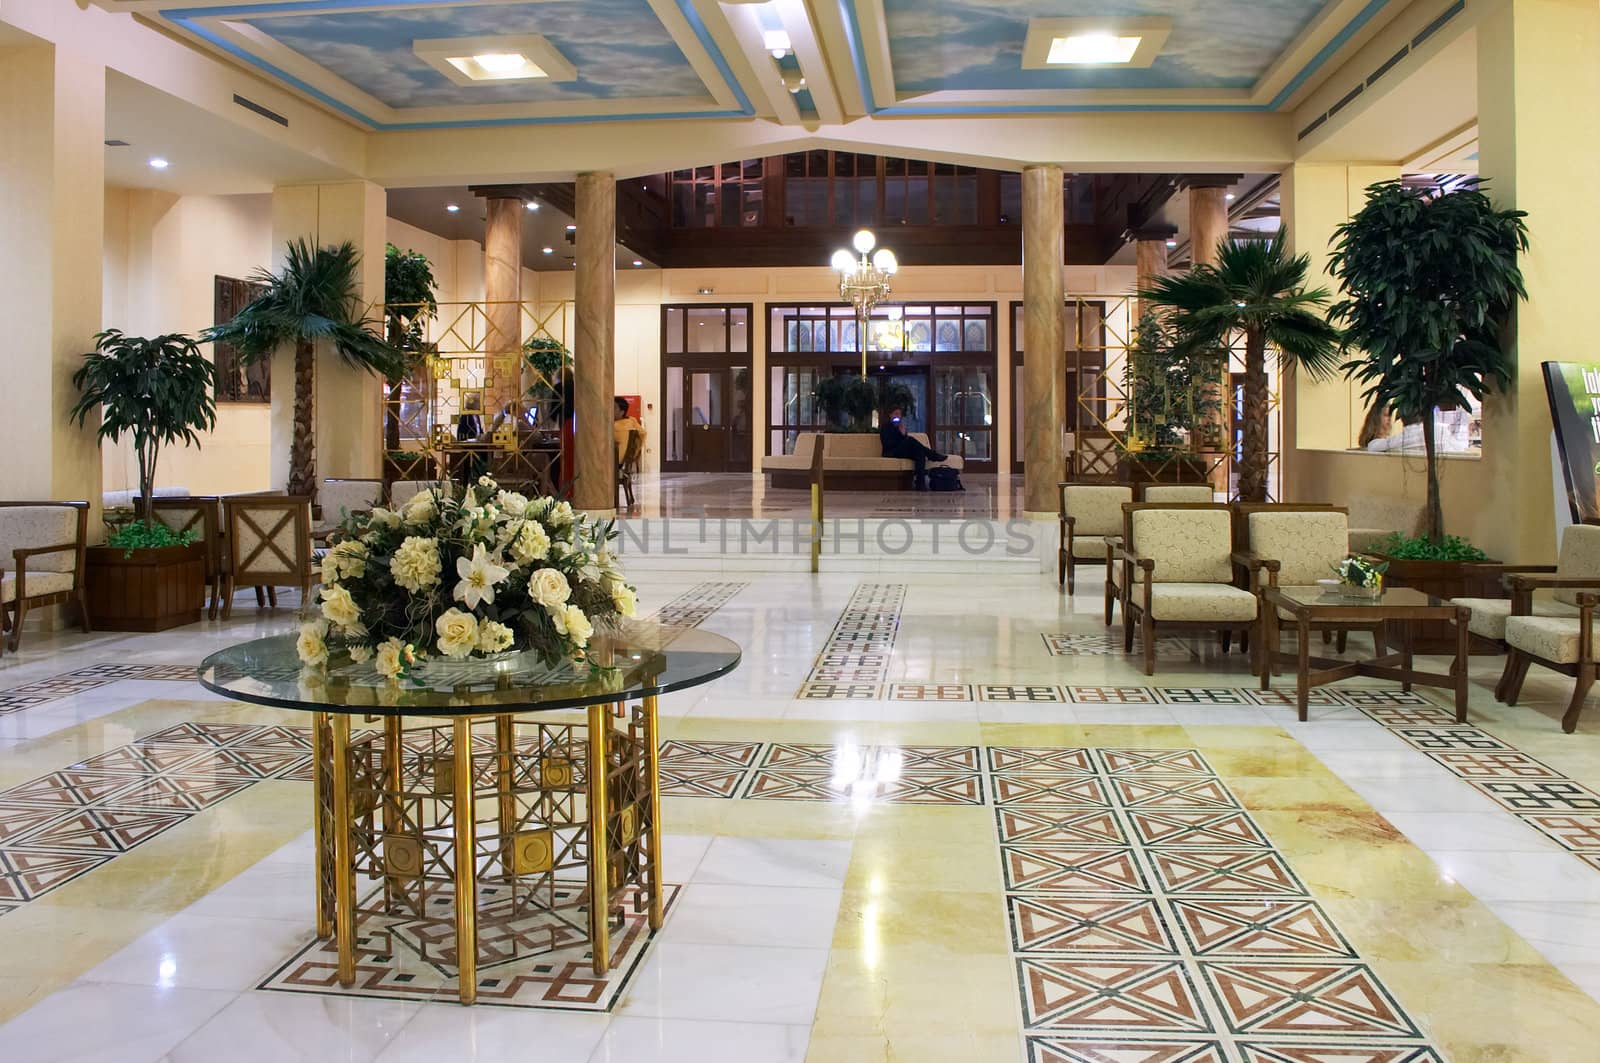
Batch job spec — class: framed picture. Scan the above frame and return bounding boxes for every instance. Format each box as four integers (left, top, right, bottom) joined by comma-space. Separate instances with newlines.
213, 275, 270, 402
460, 389, 485, 416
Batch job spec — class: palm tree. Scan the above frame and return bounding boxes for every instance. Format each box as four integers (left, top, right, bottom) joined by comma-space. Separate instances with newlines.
1140, 235, 1343, 502
203, 240, 402, 504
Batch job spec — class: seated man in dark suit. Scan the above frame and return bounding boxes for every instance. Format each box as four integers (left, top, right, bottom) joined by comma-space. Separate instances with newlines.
878, 406, 946, 490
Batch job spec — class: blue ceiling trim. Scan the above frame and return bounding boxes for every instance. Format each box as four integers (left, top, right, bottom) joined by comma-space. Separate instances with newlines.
854, 0, 1396, 116
1266, 0, 1395, 110
166, 0, 754, 129
837, 0, 877, 114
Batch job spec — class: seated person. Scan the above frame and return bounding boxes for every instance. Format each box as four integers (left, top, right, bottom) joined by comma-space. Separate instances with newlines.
878, 406, 946, 490
613, 397, 645, 455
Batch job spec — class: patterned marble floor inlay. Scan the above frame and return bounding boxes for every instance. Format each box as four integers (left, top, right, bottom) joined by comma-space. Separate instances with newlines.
648, 580, 748, 628
0, 663, 199, 715
796, 582, 906, 699
1357, 699, 1600, 869
259, 883, 680, 1011
0, 722, 311, 911
992, 745, 1440, 1061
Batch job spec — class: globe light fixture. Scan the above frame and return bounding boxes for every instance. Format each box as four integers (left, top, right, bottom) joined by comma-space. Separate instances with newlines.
831, 229, 898, 376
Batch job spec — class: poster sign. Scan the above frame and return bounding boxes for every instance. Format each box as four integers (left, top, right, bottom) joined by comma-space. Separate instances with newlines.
1542, 361, 1600, 524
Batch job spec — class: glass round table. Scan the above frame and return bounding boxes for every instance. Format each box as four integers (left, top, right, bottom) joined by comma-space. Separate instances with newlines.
200, 622, 740, 1004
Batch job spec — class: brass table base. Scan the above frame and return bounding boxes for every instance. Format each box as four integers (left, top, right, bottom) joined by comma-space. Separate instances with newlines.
310, 696, 663, 1004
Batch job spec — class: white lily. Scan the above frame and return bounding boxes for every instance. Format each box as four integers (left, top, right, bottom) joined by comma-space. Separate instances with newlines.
453, 542, 510, 609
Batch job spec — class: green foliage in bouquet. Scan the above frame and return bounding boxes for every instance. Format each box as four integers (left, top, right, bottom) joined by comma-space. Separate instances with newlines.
1332, 555, 1388, 588
296, 476, 637, 676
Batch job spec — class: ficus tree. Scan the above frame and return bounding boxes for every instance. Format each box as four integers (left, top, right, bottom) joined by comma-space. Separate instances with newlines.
1327, 178, 1528, 544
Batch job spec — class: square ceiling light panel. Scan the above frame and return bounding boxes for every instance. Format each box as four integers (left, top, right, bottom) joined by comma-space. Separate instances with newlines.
1021, 17, 1172, 70
413, 35, 577, 86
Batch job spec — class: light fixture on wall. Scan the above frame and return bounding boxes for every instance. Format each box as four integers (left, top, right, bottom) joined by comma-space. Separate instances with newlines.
565, 224, 577, 231
831, 229, 897, 377
632, 259, 644, 267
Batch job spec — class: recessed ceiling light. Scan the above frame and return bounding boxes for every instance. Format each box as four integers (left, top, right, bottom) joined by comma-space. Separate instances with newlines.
147, 157, 169, 170
632, 260, 643, 267
445, 203, 460, 213
414, 35, 576, 85
1165, 239, 1177, 248
444, 52, 547, 81
1225, 193, 1236, 201
1047, 33, 1141, 65
542, 246, 554, 254
565, 224, 577, 231
525, 201, 539, 211
763, 29, 791, 59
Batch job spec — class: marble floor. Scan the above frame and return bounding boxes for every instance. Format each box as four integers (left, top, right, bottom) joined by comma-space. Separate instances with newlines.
0, 566, 1597, 1062
627, 472, 1027, 519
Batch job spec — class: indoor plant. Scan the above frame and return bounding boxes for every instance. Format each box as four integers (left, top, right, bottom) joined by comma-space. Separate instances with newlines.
1140, 235, 1343, 501
1328, 177, 1529, 546
1119, 312, 1218, 484
203, 240, 404, 507
298, 475, 635, 675
69, 329, 215, 630
383, 243, 438, 455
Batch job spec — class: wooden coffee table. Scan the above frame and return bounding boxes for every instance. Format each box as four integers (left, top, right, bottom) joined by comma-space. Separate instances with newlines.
1260, 585, 1472, 722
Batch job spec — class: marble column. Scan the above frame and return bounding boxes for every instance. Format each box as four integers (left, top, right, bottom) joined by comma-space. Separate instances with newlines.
270, 181, 387, 495
573, 172, 616, 514
1477, 0, 1600, 562
483, 195, 523, 416
1021, 164, 1064, 517
1187, 182, 1231, 267
1130, 224, 1176, 328
0, 41, 105, 510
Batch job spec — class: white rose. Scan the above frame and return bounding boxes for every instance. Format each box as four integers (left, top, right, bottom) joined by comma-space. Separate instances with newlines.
548, 501, 574, 527
559, 604, 593, 648
367, 506, 400, 530
374, 637, 407, 678
391, 536, 442, 593
510, 521, 551, 564
527, 567, 571, 608
296, 620, 329, 667
495, 490, 529, 517
320, 585, 363, 630
401, 490, 436, 525
612, 584, 637, 618
434, 608, 480, 659
477, 619, 515, 654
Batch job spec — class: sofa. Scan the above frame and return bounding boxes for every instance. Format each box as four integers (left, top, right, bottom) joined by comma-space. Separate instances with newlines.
761, 432, 964, 490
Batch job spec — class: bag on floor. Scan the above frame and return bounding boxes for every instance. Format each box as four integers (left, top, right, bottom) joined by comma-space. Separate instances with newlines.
928, 466, 963, 491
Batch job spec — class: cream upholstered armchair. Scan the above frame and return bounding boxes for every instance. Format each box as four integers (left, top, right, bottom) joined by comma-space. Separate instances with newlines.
1057, 482, 1132, 593
315, 478, 384, 541
1495, 525, 1600, 732
0, 501, 91, 653
1454, 525, 1598, 661
221, 495, 317, 617
1238, 508, 1386, 668
1140, 484, 1214, 504
1116, 502, 1259, 675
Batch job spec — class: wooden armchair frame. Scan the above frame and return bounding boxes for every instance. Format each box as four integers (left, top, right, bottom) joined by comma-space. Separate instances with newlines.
0, 501, 91, 652
142, 496, 224, 619
221, 495, 316, 618
1496, 574, 1600, 731
1116, 502, 1260, 676
615, 430, 643, 510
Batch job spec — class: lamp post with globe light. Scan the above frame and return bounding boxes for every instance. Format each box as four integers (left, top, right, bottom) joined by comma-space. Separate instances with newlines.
831, 229, 897, 377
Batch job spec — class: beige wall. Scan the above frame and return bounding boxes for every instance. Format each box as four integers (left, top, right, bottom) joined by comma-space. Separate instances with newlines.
100, 186, 274, 496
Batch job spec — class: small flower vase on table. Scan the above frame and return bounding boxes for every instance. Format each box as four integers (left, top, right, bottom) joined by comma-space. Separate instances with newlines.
1332, 555, 1388, 600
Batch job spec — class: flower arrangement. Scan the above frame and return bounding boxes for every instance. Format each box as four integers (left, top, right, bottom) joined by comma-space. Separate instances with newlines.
296, 476, 636, 677
1331, 555, 1388, 593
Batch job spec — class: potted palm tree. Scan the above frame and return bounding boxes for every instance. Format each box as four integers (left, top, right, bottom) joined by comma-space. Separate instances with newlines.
1140, 236, 1343, 501
70, 330, 215, 630
203, 240, 403, 507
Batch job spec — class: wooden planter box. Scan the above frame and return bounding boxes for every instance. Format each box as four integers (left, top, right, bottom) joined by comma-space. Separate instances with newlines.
1371, 553, 1503, 655
1118, 455, 1212, 485
85, 542, 206, 632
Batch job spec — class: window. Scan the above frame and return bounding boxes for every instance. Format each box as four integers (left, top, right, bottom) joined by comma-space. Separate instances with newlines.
668, 159, 765, 228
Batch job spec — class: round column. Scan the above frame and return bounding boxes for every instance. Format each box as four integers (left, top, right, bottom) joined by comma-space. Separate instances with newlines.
573, 172, 617, 514
1022, 164, 1065, 516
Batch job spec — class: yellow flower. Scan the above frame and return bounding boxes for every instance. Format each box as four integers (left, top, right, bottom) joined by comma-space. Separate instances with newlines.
528, 566, 571, 608
391, 536, 442, 593
319, 585, 363, 630
611, 584, 637, 618
374, 637, 407, 678
348, 644, 373, 663
434, 608, 480, 659
547, 500, 575, 527
453, 543, 510, 609
296, 620, 329, 667
477, 620, 515, 654
324, 540, 368, 582
510, 521, 551, 564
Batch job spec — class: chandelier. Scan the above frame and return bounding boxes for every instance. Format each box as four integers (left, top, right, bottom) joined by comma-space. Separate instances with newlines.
831, 229, 898, 376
